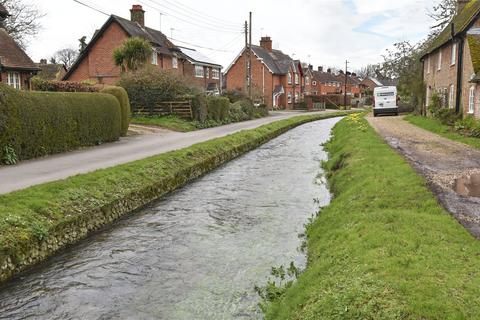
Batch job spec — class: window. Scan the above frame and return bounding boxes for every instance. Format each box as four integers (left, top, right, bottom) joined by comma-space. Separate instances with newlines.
151, 50, 158, 65
437, 50, 442, 71
195, 65, 204, 78
427, 57, 431, 74
451, 43, 457, 66
312, 81, 317, 86
295, 74, 299, 85
7, 72, 21, 89
426, 87, 431, 106
288, 73, 292, 84
469, 86, 475, 114
306, 77, 310, 85
295, 92, 299, 102
287, 92, 292, 103
172, 56, 178, 69
212, 68, 220, 79
206, 68, 210, 79
449, 84, 455, 109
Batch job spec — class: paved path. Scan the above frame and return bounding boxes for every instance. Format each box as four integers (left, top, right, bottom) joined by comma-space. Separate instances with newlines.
368, 115, 480, 238
0, 111, 335, 195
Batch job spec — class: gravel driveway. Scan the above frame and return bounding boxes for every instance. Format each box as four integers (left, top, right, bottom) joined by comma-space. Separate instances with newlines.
368, 115, 480, 238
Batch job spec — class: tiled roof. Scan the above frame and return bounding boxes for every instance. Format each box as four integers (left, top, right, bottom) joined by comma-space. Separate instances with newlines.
251, 45, 293, 75
312, 70, 340, 83
0, 28, 38, 70
423, 0, 480, 56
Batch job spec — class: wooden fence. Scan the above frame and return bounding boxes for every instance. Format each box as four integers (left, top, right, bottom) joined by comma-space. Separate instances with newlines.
134, 101, 193, 119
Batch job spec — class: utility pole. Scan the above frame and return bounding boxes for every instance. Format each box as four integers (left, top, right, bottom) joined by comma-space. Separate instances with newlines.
344, 60, 349, 109
244, 20, 248, 94
248, 12, 253, 100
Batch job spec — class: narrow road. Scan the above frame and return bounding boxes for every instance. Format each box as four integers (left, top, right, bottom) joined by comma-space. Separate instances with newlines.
368, 115, 480, 238
0, 111, 334, 194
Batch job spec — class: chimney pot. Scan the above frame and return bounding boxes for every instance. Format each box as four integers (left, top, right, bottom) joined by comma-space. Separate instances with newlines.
318, 66, 323, 72
130, 4, 145, 27
309, 64, 313, 71
260, 36, 273, 52
327, 68, 331, 73
40, 59, 47, 65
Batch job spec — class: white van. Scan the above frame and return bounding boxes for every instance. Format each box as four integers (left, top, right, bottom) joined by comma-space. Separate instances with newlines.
373, 86, 398, 117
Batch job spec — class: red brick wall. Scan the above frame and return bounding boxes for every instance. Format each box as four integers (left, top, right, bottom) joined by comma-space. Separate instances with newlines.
182, 61, 221, 92
0, 71, 33, 90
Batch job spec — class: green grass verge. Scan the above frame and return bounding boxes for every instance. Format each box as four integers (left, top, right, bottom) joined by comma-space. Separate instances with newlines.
0, 111, 351, 283
264, 114, 480, 319
131, 115, 199, 132
405, 115, 480, 149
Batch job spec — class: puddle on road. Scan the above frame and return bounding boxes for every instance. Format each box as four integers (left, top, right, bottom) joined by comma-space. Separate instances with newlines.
454, 173, 480, 198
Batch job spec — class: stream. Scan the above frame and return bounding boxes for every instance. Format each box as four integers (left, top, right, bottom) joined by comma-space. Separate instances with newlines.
0, 117, 340, 319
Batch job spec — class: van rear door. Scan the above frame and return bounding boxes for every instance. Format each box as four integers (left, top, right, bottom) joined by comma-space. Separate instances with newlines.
376, 91, 396, 109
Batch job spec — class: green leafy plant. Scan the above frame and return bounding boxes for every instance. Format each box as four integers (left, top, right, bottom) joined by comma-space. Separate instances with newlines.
113, 37, 153, 72
2, 145, 18, 165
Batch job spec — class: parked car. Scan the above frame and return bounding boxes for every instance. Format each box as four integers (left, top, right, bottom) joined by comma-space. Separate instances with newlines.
373, 86, 398, 117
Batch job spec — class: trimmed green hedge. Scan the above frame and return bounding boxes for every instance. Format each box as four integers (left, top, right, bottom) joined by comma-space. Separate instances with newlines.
206, 96, 230, 121
101, 86, 131, 136
0, 84, 122, 162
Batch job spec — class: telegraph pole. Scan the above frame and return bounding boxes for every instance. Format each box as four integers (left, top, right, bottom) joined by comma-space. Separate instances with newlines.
244, 20, 248, 94
248, 12, 253, 100
344, 60, 349, 109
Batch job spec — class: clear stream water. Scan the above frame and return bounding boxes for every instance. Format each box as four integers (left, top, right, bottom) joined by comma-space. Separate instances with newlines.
0, 118, 340, 320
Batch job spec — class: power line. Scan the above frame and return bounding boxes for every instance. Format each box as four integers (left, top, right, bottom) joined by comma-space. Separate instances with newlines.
72, 0, 109, 16
168, 37, 236, 53
140, 0, 242, 32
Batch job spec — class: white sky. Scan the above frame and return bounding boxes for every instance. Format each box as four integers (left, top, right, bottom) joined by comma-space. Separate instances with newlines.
26, 0, 437, 71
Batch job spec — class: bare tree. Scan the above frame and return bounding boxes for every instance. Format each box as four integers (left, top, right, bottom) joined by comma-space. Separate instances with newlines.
0, 0, 44, 49
52, 48, 79, 69
428, 0, 457, 34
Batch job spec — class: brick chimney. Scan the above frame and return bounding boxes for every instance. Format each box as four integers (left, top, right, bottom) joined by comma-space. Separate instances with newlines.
308, 64, 313, 71
318, 66, 323, 72
40, 59, 47, 65
327, 68, 332, 73
0, 4, 10, 25
260, 36, 273, 52
457, 0, 469, 12
130, 5, 145, 27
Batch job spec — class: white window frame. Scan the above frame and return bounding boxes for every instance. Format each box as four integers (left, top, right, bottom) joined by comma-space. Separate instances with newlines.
295, 73, 299, 85
195, 65, 204, 78
449, 84, 455, 109
206, 68, 210, 79
469, 85, 475, 114
7, 72, 21, 89
451, 43, 457, 66
212, 68, 220, 79
172, 56, 178, 69
427, 57, 431, 74
288, 73, 292, 84
312, 80, 317, 86
426, 87, 431, 106
437, 50, 442, 71
287, 92, 292, 103
151, 50, 158, 65
294, 92, 299, 102
306, 76, 310, 85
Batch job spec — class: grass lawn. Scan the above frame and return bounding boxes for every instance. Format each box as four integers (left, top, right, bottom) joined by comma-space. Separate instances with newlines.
263, 114, 480, 319
0, 112, 351, 282
405, 115, 480, 149
130, 115, 199, 132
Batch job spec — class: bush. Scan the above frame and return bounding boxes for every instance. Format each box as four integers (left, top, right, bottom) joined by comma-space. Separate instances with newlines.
435, 108, 461, 126
224, 90, 248, 103
117, 66, 192, 113
101, 86, 131, 136
0, 84, 121, 163
206, 96, 230, 121
190, 93, 208, 122
31, 78, 100, 92
254, 104, 269, 118
455, 116, 480, 137
229, 99, 254, 121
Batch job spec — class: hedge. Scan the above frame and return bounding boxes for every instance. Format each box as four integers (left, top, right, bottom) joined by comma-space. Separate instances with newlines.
101, 86, 131, 136
206, 96, 230, 121
31, 78, 100, 92
0, 84, 122, 162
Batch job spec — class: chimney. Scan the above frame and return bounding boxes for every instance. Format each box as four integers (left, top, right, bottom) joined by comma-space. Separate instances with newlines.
339, 70, 344, 74
318, 66, 323, 72
308, 64, 313, 71
260, 36, 273, 52
352, 72, 357, 77
130, 5, 145, 27
0, 4, 10, 25
327, 68, 331, 73
457, 0, 469, 12
40, 59, 47, 65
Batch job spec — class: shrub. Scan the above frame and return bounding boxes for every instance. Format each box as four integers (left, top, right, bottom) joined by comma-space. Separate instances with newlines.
435, 108, 461, 126
229, 99, 254, 121
0, 84, 121, 163
190, 93, 208, 122
117, 66, 192, 113
206, 96, 230, 121
455, 116, 480, 137
254, 104, 269, 118
31, 78, 100, 92
224, 90, 248, 103
101, 86, 131, 136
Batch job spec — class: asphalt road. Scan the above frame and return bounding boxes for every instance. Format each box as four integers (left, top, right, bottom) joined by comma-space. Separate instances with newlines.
0, 111, 334, 195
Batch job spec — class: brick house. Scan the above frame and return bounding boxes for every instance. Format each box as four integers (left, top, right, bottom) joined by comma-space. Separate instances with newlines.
35, 59, 68, 81
311, 67, 342, 95
421, 0, 480, 118
0, 5, 39, 89
337, 72, 362, 97
64, 5, 222, 93
360, 77, 398, 95
224, 36, 302, 109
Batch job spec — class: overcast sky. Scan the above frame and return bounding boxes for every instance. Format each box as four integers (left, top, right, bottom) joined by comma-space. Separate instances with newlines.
26, 0, 437, 71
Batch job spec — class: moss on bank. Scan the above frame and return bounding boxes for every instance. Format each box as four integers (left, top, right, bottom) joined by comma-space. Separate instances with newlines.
263, 114, 480, 319
0, 112, 350, 284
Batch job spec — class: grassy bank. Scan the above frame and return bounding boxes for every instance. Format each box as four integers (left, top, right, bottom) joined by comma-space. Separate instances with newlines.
405, 115, 480, 149
0, 111, 350, 283
131, 115, 199, 132
264, 114, 480, 319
